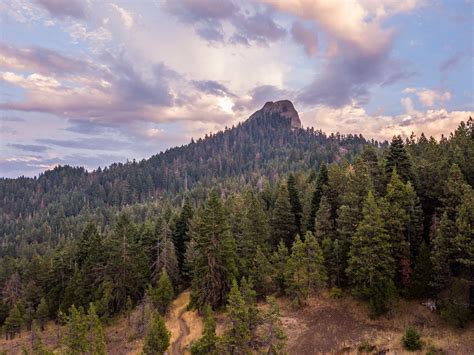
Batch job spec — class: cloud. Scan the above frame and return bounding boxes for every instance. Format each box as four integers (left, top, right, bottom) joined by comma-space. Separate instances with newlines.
300, 103, 472, 141
0, 42, 97, 76
403, 87, 452, 107
234, 84, 290, 111
110, 4, 134, 28
35, 0, 86, 20
291, 22, 318, 56
439, 51, 465, 72
262, 0, 422, 107
7, 143, 48, 152
36, 137, 130, 151
0, 115, 25, 122
192, 80, 235, 97
163, 0, 285, 45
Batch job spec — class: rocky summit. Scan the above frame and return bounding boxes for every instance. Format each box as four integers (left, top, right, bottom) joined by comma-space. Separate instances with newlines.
249, 100, 302, 130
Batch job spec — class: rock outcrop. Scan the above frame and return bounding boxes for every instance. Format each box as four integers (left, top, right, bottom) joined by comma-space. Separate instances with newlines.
248, 100, 301, 130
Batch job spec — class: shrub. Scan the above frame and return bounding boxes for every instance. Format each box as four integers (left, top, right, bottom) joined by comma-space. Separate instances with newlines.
329, 287, 343, 299
357, 340, 375, 352
402, 326, 422, 351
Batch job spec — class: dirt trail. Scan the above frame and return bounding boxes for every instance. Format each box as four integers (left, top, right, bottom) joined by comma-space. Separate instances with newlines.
166, 290, 203, 355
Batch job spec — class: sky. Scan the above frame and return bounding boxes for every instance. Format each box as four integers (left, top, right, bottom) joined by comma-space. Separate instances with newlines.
0, 0, 473, 178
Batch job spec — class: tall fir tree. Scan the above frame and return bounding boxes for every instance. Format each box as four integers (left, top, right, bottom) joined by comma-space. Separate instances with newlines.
386, 135, 413, 183
142, 311, 171, 355
190, 304, 218, 355
272, 240, 289, 295
308, 162, 329, 232
187, 190, 238, 310
346, 192, 396, 316
271, 184, 298, 248
172, 197, 194, 275
153, 219, 179, 287
284, 232, 327, 307
287, 173, 303, 235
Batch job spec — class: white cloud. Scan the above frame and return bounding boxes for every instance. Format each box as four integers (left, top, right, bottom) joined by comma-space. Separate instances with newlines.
110, 4, 134, 28
402, 87, 453, 107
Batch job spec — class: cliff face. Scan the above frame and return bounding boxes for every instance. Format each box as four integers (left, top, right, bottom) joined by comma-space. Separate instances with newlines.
248, 100, 302, 131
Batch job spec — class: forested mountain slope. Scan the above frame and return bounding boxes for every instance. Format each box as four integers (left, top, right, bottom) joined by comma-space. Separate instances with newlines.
0, 101, 472, 354
0, 101, 373, 250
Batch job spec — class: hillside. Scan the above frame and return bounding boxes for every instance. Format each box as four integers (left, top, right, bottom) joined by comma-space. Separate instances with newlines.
0, 100, 373, 255
0, 101, 472, 354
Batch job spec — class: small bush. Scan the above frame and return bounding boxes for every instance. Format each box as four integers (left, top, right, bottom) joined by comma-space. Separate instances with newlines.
402, 326, 422, 351
425, 344, 446, 355
358, 340, 375, 353
329, 287, 343, 299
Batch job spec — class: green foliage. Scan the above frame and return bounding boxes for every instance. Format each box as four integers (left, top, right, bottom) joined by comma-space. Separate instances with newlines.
271, 184, 298, 248
4, 303, 23, 339
329, 287, 343, 299
439, 278, 471, 328
402, 326, 423, 351
411, 242, 434, 299
260, 296, 287, 354
188, 190, 238, 310
61, 304, 106, 355
284, 232, 327, 307
172, 197, 194, 275
142, 312, 170, 355
386, 135, 413, 183
346, 192, 396, 316
272, 240, 289, 294
308, 162, 329, 232
357, 340, 375, 352
190, 305, 218, 355
223, 279, 251, 353
35, 297, 49, 331
250, 246, 275, 298
287, 173, 303, 235
148, 270, 174, 315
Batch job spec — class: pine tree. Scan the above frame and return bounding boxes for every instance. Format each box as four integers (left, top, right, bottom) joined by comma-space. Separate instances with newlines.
386, 135, 413, 183
190, 305, 218, 355
314, 196, 334, 241
153, 220, 179, 287
250, 246, 275, 298
285, 232, 327, 307
187, 190, 238, 310
411, 241, 434, 299
287, 174, 303, 235
36, 297, 49, 331
143, 312, 171, 355
383, 170, 422, 291
87, 304, 106, 355
149, 270, 174, 315
346, 192, 396, 316
173, 197, 193, 274
271, 184, 298, 248
106, 214, 148, 312
240, 277, 259, 331
4, 303, 23, 339
224, 279, 251, 354
272, 240, 289, 294
308, 162, 329, 232
260, 296, 287, 354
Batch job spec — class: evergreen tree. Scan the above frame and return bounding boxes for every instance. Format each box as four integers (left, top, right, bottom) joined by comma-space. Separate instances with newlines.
154, 220, 179, 287
361, 145, 384, 196
61, 304, 106, 355
346, 192, 396, 316
308, 162, 329, 232
36, 297, 49, 331
285, 232, 327, 307
143, 312, 171, 355
271, 184, 298, 248
272, 240, 289, 294
314, 196, 334, 241
172, 197, 193, 274
223, 279, 251, 354
384, 170, 422, 291
105, 214, 148, 312
187, 190, 238, 310
148, 270, 174, 316
4, 303, 23, 339
250, 246, 275, 298
239, 277, 259, 331
260, 296, 287, 354
287, 174, 303, 235
411, 241, 434, 299
190, 305, 218, 355
386, 135, 413, 183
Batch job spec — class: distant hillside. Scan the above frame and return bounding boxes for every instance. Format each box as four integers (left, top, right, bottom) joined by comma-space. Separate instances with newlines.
0, 100, 375, 221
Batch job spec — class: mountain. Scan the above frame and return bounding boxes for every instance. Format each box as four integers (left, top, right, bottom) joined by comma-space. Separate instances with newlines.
0, 101, 374, 236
